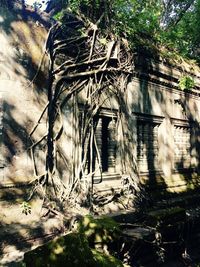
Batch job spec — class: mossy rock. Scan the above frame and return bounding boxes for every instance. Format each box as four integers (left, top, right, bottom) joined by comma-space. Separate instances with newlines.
92, 249, 123, 267
24, 231, 124, 267
78, 215, 120, 246
24, 233, 96, 267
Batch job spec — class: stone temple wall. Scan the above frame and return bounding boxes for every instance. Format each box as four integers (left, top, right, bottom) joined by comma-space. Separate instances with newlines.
0, 4, 200, 263
0, 5, 48, 186
126, 55, 200, 194
0, 5, 200, 202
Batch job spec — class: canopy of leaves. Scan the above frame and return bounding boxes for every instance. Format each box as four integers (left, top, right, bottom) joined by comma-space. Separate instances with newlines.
48, 0, 200, 63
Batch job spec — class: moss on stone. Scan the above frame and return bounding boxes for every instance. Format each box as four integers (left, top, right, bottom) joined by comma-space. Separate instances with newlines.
24, 233, 96, 267
78, 215, 120, 246
24, 216, 123, 267
92, 250, 123, 267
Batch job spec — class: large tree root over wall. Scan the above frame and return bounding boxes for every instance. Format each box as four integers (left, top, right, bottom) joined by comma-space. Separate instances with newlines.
28, 13, 143, 215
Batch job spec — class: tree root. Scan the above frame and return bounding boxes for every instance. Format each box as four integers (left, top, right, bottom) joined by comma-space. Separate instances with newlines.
27, 14, 140, 213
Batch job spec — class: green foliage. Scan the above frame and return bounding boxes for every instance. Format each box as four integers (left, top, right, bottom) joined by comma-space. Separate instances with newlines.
51, 0, 199, 63
78, 215, 120, 246
69, 0, 82, 11
20, 201, 31, 215
53, 11, 63, 21
42, 0, 200, 62
67, 0, 162, 37
178, 75, 195, 90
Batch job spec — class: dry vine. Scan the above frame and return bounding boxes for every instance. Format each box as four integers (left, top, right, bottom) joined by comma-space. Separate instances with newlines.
28, 13, 141, 213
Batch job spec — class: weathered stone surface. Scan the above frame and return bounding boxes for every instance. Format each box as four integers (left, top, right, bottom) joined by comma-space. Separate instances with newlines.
0, 7, 200, 264
146, 207, 186, 226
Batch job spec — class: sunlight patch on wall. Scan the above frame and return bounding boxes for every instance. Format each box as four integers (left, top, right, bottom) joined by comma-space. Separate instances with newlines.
25, 0, 47, 10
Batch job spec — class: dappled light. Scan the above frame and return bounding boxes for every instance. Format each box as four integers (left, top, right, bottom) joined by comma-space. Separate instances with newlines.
0, 1, 200, 266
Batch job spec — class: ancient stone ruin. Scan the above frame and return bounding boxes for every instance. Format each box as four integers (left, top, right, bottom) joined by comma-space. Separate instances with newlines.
0, 2, 200, 265
1, 3, 199, 199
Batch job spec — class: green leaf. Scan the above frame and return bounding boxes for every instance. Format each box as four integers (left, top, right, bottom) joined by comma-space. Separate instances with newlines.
178, 75, 195, 90
20, 201, 31, 215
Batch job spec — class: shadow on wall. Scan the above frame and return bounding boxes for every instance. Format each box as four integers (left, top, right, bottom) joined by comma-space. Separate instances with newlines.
0, 2, 49, 92
1, 2, 200, 263
184, 92, 200, 173
0, 2, 81, 193
130, 53, 167, 207
130, 49, 200, 208
0, 3, 51, 184
0, 4, 66, 260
